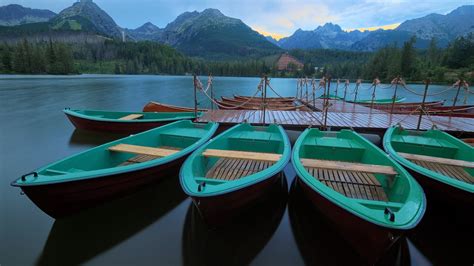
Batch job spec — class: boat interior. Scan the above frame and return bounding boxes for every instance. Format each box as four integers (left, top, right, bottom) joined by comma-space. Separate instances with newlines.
299, 130, 408, 211
39, 123, 212, 177
391, 130, 473, 184
192, 124, 285, 185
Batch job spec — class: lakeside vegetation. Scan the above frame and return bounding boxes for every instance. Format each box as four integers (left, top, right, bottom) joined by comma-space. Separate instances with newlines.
0, 34, 472, 83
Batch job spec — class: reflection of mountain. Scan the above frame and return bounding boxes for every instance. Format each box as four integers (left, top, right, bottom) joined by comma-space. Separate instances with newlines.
182, 177, 287, 266
288, 180, 410, 265
36, 176, 187, 265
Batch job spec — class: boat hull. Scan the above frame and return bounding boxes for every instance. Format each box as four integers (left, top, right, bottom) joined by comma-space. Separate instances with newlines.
191, 173, 283, 224
20, 158, 184, 218
297, 177, 401, 262
65, 112, 180, 134
407, 168, 473, 207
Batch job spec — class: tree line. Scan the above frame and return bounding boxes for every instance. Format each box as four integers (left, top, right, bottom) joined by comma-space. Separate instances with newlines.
0, 35, 472, 83
294, 34, 474, 83
0, 39, 75, 74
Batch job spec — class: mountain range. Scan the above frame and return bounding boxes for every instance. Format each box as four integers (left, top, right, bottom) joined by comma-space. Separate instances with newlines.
0, 0, 473, 57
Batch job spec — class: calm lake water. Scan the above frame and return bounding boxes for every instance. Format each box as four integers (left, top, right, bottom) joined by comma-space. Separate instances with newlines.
1, 74, 472, 265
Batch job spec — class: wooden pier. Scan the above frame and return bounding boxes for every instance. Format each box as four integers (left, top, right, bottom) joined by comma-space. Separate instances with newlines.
196, 103, 474, 137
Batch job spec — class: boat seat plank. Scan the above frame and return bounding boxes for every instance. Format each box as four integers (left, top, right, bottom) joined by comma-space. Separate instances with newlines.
206, 158, 274, 180
398, 152, 474, 168
410, 159, 473, 184
203, 149, 281, 162
307, 167, 388, 201
118, 114, 144, 120
109, 144, 178, 157
301, 159, 397, 176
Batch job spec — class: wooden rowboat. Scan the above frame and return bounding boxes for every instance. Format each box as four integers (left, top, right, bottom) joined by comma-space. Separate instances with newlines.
64, 108, 202, 134
463, 138, 474, 147
383, 126, 473, 206
11, 120, 218, 218
234, 95, 295, 102
322, 94, 406, 104
179, 123, 291, 222
221, 96, 295, 106
216, 99, 306, 111
292, 128, 425, 260
142, 101, 207, 113
220, 97, 295, 108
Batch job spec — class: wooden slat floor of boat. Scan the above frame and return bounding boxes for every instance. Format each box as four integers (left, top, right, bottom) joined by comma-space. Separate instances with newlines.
305, 167, 389, 201
196, 109, 474, 133
119, 146, 181, 166
205, 158, 274, 181
409, 159, 474, 184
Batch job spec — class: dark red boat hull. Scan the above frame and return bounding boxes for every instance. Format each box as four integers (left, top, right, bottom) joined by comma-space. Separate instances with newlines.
18, 158, 185, 218
65, 113, 186, 134
407, 169, 473, 207
191, 173, 284, 224
297, 178, 402, 263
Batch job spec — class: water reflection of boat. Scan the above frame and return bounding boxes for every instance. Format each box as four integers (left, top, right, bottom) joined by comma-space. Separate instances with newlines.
36, 176, 187, 266
408, 199, 473, 265
288, 180, 411, 265
69, 129, 127, 146
182, 176, 287, 266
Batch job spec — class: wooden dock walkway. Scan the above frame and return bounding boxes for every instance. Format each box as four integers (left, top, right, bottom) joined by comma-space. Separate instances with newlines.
197, 109, 474, 136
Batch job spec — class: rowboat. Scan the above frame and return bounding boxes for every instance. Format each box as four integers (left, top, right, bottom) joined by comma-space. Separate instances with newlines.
288, 180, 410, 265
363, 100, 445, 112
234, 95, 295, 102
182, 177, 287, 263
142, 101, 207, 113
292, 128, 425, 259
216, 99, 307, 111
383, 126, 473, 206
64, 108, 202, 134
11, 120, 218, 218
320, 94, 406, 104
221, 96, 295, 106
463, 138, 474, 147
180, 123, 291, 222
349, 97, 406, 104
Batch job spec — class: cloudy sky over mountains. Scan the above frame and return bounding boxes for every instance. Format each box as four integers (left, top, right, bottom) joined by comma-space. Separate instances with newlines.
3, 0, 472, 39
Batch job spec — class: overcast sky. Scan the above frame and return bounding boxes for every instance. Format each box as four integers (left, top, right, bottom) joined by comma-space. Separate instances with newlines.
2, 0, 472, 39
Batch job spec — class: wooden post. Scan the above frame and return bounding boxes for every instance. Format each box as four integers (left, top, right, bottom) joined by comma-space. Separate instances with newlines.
296, 78, 299, 99
305, 77, 309, 103
335, 79, 339, 98
370, 79, 378, 109
417, 79, 430, 130
209, 73, 214, 110
450, 79, 462, 117
312, 77, 316, 107
193, 74, 198, 120
263, 75, 267, 125
343, 79, 349, 100
323, 76, 331, 130
354, 79, 360, 102
390, 76, 400, 114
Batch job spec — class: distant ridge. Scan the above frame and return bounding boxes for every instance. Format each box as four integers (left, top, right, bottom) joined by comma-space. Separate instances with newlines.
0, 4, 56, 26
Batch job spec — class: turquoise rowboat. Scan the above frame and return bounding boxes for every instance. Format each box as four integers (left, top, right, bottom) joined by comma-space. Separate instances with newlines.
64, 108, 202, 134
384, 126, 473, 206
292, 128, 425, 260
11, 120, 218, 218
180, 123, 291, 221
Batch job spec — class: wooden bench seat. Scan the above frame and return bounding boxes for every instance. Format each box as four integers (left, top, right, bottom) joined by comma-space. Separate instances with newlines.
117, 146, 181, 166
398, 152, 474, 168
205, 158, 274, 181
305, 167, 389, 201
202, 149, 281, 162
118, 114, 144, 120
300, 159, 398, 176
109, 144, 178, 157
